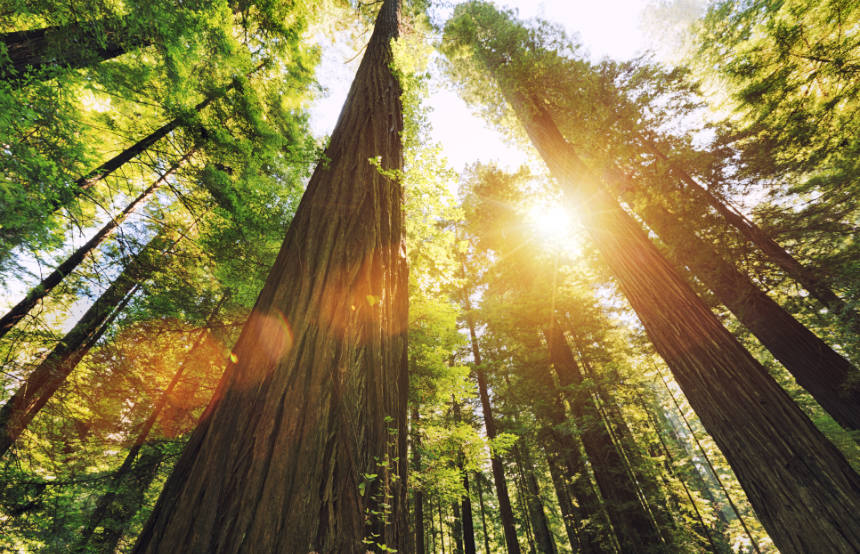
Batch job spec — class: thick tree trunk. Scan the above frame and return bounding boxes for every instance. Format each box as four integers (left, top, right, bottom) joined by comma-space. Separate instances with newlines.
132, 2, 408, 551
514, 441, 556, 554
453, 502, 465, 554
0, 233, 170, 457
639, 133, 860, 336
543, 325, 664, 551
499, 79, 860, 551
0, 18, 140, 85
609, 166, 860, 430
0, 152, 191, 341
462, 298, 522, 554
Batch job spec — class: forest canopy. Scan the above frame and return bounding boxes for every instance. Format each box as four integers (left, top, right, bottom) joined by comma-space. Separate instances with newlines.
0, 0, 857, 552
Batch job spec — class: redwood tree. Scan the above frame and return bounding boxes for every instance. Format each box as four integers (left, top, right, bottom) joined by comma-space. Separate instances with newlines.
132, 1, 409, 551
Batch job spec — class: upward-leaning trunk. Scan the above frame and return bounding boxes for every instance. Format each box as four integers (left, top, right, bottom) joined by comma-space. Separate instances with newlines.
452, 399, 477, 554
608, 165, 860, 430
503, 87, 860, 551
638, 132, 860, 336
0, 152, 191, 341
412, 405, 426, 554
0, 18, 143, 85
461, 289, 522, 554
514, 440, 556, 554
132, 2, 408, 551
0, 232, 172, 458
543, 325, 664, 551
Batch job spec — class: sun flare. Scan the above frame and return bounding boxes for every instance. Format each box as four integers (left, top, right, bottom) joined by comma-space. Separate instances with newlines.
527, 203, 583, 258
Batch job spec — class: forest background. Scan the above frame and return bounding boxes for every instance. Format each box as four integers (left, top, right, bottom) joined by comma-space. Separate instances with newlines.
0, 0, 858, 552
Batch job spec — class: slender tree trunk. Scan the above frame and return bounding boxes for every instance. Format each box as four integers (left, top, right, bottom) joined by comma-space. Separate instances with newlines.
0, 18, 141, 85
515, 441, 556, 554
568, 329, 678, 541
412, 405, 426, 554
133, 2, 408, 551
0, 151, 191, 341
462, 287, 522, 554
657, 370, 763, 553
638, 133, 860, 335
453, 502, 465, 554
76, 295, 227, 551
609, 166, 860, 430
543, 324, 663, 551
475, 472, 493, 554
493, 73, 860, 550
452, 398, 478, 554
543, 448, 581, 552
0, 232, 172, 457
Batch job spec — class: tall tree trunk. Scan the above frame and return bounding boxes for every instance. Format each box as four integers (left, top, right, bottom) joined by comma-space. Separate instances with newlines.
452, 398, 478, 554
494, 73, 860, 550
543, 448, 582, 552
0, 232, 171, 457
638, 132, 860, 335
462, 292, 522, 554
132, 2, 408, 551
76, 295, 227, 551
514, 441, 557, 554
0, 151, 191, 341
412, 405, 426, 554
608, 166, 860, 430
0, 18, 141, 85
474, 472, 493, 554
453, 502, 465, 554
543, 325, 663, 551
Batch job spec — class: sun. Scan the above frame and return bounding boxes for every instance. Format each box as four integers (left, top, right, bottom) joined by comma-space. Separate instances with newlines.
526, 202, 583, 257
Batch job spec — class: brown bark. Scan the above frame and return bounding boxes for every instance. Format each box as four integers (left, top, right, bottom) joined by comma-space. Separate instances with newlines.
638, 133, 860, 336
132, 2, 408, 551
462, 293, 522, 554
0, 151, 191, 341
609, 166, 860, 430
0, 233, 171, 458
0, 18, 139, 85
543, 325, 664, 551
507, 89, 860, 551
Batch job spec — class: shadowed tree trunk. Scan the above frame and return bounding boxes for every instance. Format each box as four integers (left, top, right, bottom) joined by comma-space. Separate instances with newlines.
0, 18, 141, 85
0, 151, 192, 341
0, 232, 173, 458
608, 165, 860, 430
543, 448, 582, 552
543, 324, 664, 551
412, 406, 426, 554
452, 398, 477, 554
447, 9, 860, 549
462, 289, 522, 554
132, 2, 408, 551
514, 441, 556, 554
474, 472, 493, 554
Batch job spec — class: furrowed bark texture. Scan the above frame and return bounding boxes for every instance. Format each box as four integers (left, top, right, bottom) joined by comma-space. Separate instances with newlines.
610, 166, 860, 430
639, 134, 860, 336
0, 19, 137, 85
132, 2, 408, 552
506, 90, 860, 552
0, 152, 190, 341
0, 234, 166, 458
543, 325, 664, 551
463, 298, 522, 554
